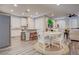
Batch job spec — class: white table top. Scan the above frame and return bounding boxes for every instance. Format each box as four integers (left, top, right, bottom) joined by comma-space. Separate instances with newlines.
44, 31, 61, 36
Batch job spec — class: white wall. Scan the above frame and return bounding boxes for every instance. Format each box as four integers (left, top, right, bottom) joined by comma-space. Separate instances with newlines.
56, 17, 79, 29
77, 17, 79, 28
11, 16, 21, 37
11, 16, 21, 29
11, 16, 27, 37
56, 20, 66, 29
34, 16, 46, 43
69, 18, 77, 28
21, 18, 27, 26
28, 17, 35, 29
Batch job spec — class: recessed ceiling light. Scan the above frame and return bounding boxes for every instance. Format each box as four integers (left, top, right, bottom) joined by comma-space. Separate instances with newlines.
27, 9, 30, 12
14, 4, 17, 7
10, 10, 14, 12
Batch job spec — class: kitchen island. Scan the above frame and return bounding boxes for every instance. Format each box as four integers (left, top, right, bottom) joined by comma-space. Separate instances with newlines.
25, 29, 38, 40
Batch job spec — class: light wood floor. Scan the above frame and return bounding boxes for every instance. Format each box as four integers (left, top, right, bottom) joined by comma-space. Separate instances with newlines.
0, 37, 79, 55
0, 37, 42, 55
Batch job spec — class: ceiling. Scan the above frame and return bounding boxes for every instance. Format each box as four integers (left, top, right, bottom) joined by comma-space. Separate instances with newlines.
0, 4, 79, 18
